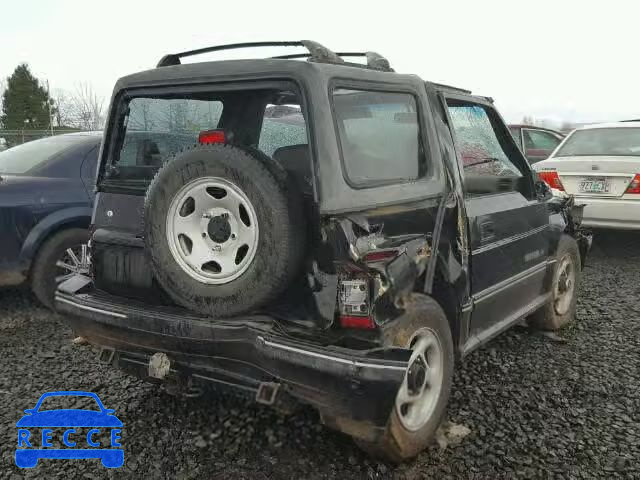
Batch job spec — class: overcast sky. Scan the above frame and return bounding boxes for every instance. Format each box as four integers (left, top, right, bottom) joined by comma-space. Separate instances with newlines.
1, 0, 637, 125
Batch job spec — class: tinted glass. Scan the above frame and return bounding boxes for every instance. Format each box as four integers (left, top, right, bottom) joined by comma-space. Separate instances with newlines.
0, 135, 86, 174
524, 130, 561, 150
113, 97, 224, 177
555, 128, 640, 157
333, 89, 423, 186
258, 105, 307, 156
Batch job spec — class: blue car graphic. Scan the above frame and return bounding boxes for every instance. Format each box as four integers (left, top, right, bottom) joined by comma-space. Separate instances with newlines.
15, 391, 123, 468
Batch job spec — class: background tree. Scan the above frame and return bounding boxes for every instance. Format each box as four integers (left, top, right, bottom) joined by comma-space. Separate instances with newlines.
1, 64, 51, 130
0, 78, 6, 127
67, 82, 104, 130
52, 88, 72, 128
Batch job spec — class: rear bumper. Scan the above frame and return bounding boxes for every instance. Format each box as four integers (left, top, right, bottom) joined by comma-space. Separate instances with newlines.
574, 196, 640, 230
54, 277, 410, 428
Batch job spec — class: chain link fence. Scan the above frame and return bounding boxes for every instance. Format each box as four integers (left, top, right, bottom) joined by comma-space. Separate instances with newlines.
0, 129, 86, 149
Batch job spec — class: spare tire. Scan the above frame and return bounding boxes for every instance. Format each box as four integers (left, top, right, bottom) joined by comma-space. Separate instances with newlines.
144, 144, 305, 317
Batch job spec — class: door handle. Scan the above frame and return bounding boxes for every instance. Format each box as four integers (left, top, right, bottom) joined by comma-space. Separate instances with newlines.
479, 221, 496, 243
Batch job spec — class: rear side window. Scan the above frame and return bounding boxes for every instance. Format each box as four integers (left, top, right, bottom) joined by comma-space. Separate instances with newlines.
258, 104, 307, 156
332, 89, 424, 187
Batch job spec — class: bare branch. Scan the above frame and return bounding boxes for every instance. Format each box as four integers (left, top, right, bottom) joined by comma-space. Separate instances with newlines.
64, 82, 105, 130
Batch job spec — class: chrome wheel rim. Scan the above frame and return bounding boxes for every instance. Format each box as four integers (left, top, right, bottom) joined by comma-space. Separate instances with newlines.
395, 328, 444, 431
166, 177, 259, 285
55, 244, 90, 284
554, 254, 575, 315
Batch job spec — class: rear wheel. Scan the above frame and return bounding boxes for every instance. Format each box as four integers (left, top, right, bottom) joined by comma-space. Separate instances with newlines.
529, 234, 581, 330
31, 228, 90, 309
356, 295, 454, 463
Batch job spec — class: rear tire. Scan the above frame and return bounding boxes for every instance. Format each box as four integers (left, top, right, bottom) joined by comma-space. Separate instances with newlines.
355, 295, 454, 463
31, 228, 89, 309
529, 234, 581, 331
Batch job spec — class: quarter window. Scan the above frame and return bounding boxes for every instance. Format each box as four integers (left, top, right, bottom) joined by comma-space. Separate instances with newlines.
333, 89, 425, 187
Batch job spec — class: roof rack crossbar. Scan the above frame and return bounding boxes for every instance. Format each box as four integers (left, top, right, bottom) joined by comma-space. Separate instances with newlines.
157, 40, 345, 67
272, 51, 393, 72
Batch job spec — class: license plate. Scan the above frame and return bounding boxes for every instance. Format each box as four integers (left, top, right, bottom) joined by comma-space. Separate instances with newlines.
579, 178, 610, 193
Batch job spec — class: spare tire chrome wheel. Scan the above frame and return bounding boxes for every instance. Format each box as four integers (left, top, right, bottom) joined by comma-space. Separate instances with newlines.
395, 328, 445, 432
167, 177, 259, 285
144, 144, 305, 318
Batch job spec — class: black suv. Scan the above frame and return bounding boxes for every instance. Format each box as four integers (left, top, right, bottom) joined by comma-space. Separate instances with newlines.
56, 41, 591, 462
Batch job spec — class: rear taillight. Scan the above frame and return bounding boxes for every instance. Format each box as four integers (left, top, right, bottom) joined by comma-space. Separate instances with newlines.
538, 170, 565, 191
362, 250, 398, 263
338, 278, 375, 329
339, 315, 375, 329
198, 129, 226, 144
625, 174, 640, 194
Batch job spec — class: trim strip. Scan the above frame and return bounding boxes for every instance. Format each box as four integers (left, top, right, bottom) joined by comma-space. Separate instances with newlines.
261, 338, 408, 372
473, 224, 548, 255
473, 261, 549, 303
56, 296, 127, 319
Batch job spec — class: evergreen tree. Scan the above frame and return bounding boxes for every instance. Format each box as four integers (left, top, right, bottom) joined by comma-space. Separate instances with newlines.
1, 64, 51, 130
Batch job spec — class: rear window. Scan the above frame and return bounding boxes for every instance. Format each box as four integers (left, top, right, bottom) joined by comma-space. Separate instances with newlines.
0, 135, 83, 174
111, 97, 223, 179
105, 87, 310, 186
556, 128, 640, 157
332, 89, 424, 187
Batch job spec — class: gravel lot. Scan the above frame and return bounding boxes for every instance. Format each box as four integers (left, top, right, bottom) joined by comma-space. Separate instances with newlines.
1, 231, 639, 479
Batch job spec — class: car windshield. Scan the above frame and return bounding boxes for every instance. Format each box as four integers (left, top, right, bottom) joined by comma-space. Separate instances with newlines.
555, 128, 640, 157
0, 135, 83, 174
37, 395, 101, 412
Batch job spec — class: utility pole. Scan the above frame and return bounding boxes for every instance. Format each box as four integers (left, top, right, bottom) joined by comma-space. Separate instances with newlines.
46, 79, 54, 136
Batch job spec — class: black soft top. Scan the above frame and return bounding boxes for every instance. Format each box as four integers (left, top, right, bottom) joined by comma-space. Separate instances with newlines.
113, 58, 424, 93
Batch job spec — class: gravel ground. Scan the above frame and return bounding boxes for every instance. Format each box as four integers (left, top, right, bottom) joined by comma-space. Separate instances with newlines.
1, 230, 639, 479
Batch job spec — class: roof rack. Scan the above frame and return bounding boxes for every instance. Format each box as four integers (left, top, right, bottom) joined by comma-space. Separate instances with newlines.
271, 51, 393, 72
429, 82, 472, 95
156, 40, 393, 72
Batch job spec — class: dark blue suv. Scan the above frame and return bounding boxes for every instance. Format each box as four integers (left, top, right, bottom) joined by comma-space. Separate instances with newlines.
0, 132, 101, 307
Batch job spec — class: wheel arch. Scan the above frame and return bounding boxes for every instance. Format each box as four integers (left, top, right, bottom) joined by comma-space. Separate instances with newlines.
20, 206, 92, 271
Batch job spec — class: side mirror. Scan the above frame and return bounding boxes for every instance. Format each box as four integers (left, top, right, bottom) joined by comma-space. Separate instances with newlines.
24, 409, 36, 415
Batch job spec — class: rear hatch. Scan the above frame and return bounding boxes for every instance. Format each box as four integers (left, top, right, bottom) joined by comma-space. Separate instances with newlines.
92, 82, 312, 307
538, 156, 639, 197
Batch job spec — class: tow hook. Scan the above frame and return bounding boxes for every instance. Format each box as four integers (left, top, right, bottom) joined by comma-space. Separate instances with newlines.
256, 382, 280, 405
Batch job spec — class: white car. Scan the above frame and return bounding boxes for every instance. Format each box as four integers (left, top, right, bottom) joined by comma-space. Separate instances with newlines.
533, 122, 640, 230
